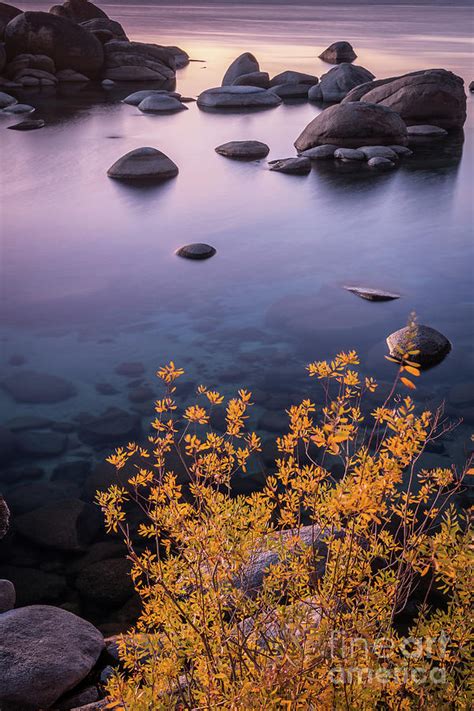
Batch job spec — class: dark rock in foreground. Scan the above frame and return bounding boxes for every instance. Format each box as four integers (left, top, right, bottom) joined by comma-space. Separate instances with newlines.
176, 243, 216, 260
232, 71, 270, 88
5, 11, 104, 76
222, 51, 259, 85
15, 498, 101, 551
138, 93, 187, 113
50, 0, 108, 22
269, 157, 311, 174
344, 286, 400, 301
387, 324, 451, 368
215, 140, 270, 159
298, 144, 338, 159
0, 578, 15, 613
0, 605, 104, 710
319, 41, 356, 64
342, 69, 467, 130
0, 90, 16, 107
0, 2, 21, 40
103, 40, 176, 82
294, 102, 408, 151
75, 558, 134, 606
80, 17, 128, 42
107, 147, 179, 181
2, 370, 77, 403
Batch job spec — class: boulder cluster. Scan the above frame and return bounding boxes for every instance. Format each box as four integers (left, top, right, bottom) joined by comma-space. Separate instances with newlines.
0, 0, 188, 88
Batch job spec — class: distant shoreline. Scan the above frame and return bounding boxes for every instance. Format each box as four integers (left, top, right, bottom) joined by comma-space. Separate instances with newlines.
18, 0, 474, 6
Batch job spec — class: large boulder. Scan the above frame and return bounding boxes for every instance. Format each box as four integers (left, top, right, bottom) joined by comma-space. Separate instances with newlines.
80, 17, 127, 42
0, 2, 21, 39
295, 102, 408, 151
4, 11, 104, 76
0, 605, 104, 710
232, 71, 270, 88
75, 558, 134, 606
309, 63, 374, 103
319, 41, 356, 64
102, 40, 175, 82
270, 70, 318, 87
107, 147, 178, 182
49, 0, 108, 22
198, 85, 282, 110
386, 324, 451, 368
222, 51, 259, 85
342, 69, 467, 130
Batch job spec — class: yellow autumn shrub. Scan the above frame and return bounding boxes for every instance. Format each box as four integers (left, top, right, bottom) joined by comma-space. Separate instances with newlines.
98, 349, 473, 710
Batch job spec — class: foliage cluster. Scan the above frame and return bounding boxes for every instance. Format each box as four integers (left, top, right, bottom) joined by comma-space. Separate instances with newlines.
98, 345, 472, 710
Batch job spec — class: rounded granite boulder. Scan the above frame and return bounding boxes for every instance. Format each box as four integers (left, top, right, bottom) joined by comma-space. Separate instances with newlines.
0, 2, 21, 40
198, 85, 282, 110
107, 147, 179, 181
222, 51, 259, 85
137, 94, 187, 113
309, 63, 375, 103
0, 605, 104, 710
319, 41, 357, 64
294, 102, 408, 151
5, 11, 104, 76
215, 140, 270, 159
386, 324, 451, 368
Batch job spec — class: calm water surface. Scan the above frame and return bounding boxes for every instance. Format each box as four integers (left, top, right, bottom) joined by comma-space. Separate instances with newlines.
0, 3, 473, 622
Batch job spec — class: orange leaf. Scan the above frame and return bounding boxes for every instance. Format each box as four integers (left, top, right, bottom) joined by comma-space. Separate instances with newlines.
400, 377, 416, 390
403, 365, 420, 377
384, 356, 400, 364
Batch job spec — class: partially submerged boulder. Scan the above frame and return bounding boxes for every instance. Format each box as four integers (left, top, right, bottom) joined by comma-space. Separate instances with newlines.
232, 71, 270, 88
342, 69, 467, 129
215, 140, 270, 159
138, 94, 187, 113
386, 324, 451, 368
198, 85, 282, 109
270, 82, 311, 99
344, 286, 400, 301
5, 11, 104, 76
107, 147, 179, 182
176, 243, 216, 260
0, 605, 104, 710
295, 102, 408, 151
123, 89, 180, 106
309, 63, 374, 103
0, 89, 16, 107
103, 40, 176, 82
2, 370, 77, 403
269, 157, 311, 174
222, 51, 259, 85
319, 41, 356, 64
270, 70, 318, 87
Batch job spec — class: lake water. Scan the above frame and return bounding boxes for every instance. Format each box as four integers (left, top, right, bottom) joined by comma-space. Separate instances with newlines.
1, 2, 473, 628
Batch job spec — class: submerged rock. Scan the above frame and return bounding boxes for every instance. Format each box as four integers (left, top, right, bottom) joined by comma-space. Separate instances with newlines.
16, 498, 101, 551
176, 243, 216, 260
78, 408, 141, 446
309, 63, 374, 102
0, 605, 104, 710
7, 118, 44, 130
344, 286, 400, 301
319, 41, 357, 64
198, 85, 282, 109
215, 140, 270, 159
16, 430, 68, 457
222, 52, 259, 85
407, 124, 448, 138
75, 558, 134, 605
107, 147, 179, 181
137, 94, 187, 113
389, 144, 414, 157
269, 157, 311, 174
56, 68, 89, 82
2, 370, 77, 403
5, 11, 104, 76
367, 156, 395, 169
342, 69, 467, 130
358, 145, 398, 160
386, 324, 452, 368
295, 102, 408, 151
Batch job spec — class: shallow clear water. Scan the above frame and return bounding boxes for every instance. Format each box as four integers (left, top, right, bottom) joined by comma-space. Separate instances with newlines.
0, 3, 473, 623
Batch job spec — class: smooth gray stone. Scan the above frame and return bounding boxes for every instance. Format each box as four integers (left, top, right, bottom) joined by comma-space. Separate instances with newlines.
215, 140, 269, 159
295, 102, 408, 151
310, 63, 374, 102
0, 579, 15, 613
2, 103, 35, 114
344, 286, 400, 301
334, 147, 365, 161
0, 91, 17, 108
270, 70, 318, 87
7, 119, 45, 130
389, 144, 414, 157
367, 156, 395, 169
0, 605, 104, 710
137, 94, 187, 113
176, 243, 216, 260
407, 124, 448, 137
123, 89, 181, 106
319, 41, 357, 64
198, 85, 282, 109
269, 82, 310, 99
386, 324, 451, 368
269, 157, 311, 174
232, 71, 270, 88
299, 144, 339, 159
222, 52, 259, 85
107, 147, 179, 181
358, 145, 398, 160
